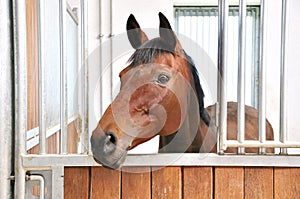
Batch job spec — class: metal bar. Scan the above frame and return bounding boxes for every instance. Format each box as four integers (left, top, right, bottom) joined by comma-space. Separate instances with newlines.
80, 0, 89, 154
59, 0, 68, 154
258, 0, 266, 154
0, 0, 13, 198
13, 0, 27, 197
51, 166, 64, 199
217, 0, 229, 154
253, 8, 260, 109
225, 140, 300, 148
99, 0, 113, 115
237, 0, 247, 154
27, 114, 79, 151
27, 175, 45, 199
37, 0, 47, 154
21, 154, 300, 168
280, 0, 288, 155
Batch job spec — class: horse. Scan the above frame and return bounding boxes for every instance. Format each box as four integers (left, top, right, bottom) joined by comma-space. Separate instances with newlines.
90, 13, 274, 169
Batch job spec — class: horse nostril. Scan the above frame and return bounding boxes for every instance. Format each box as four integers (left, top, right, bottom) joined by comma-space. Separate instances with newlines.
102, 132, 117, 155
105, 132, 116, 145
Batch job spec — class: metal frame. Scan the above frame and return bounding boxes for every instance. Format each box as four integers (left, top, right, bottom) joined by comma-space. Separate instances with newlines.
37, 0, 47, 155
279, 0, 288, 155
10, 0, 300, 198
237, 0, 247, 154
59, 0, 68, 154
0, 0, 13, 198
21, 154, 300, 168
80, 0, 89, 154
217, 0, 228, 154
217, 0, 300, 152
13, 0, 27, 198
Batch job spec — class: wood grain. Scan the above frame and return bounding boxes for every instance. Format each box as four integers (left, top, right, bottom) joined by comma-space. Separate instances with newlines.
67, 120, 80, 153
274, 167, 300, 199
121, 167, 151, 199
245, 167, 273, 199
152, 166, 182, 199
26, 0, 39, 131
64, 167, 90, 199
183, 167, 212, 199
91, 167, 121, 199
214, 167, 244, 199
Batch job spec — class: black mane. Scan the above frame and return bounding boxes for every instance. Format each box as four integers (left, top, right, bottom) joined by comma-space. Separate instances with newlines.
184, 52, 211, 126
128, 39, 211, 126
128, 38, 174, 67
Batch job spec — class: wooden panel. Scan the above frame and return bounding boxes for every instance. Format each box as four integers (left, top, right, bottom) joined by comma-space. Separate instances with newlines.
64, 167, 90, 199
91, 167, 121, 199
245, 167, 273, 199
214, 167, 244, 199
122, 167, 151, 199
183, 167, 212, 199
67, 120, 79, 153
26, 0, 38, 131
152, 166, 182, 199
274, 168, 300, 199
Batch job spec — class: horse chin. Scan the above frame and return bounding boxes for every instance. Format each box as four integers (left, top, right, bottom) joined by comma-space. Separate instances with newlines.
93, 150, 128, 170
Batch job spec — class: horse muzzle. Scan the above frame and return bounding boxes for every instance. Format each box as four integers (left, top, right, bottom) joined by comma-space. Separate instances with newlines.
91, 131, 128, 169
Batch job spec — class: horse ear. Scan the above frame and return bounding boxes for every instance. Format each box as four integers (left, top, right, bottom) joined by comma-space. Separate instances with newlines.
159, 12, 177, 50
126, 14, 149, 49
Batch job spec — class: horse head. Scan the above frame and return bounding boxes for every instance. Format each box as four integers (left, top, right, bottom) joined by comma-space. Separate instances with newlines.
91, 13, 209, 169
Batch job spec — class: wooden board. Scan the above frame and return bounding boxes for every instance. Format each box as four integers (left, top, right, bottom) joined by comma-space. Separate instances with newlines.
274, 167, 300, 199
67, 120, 80, 153
121, 167, 151, 199
152, 166, 182, 199
64, 167, 90, 199
245, 167, 273, 199
214, 167, 244, 199
26, 0, 38, 131
91, 167, 121, 199
183, 167, 212, 199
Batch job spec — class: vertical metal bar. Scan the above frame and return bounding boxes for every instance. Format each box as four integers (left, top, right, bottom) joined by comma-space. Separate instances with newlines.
237, 0, 247, 154
0, 0, 13, 198
80, 0, 89, 154
258, 0, 266, 154
100, 0, 113, 115
51, 166, 64, 199
110, 0, 114, 104
280, 0, 288, 155
37, 0, 47, 154
218, 0, 229, 154
99, 0, 103, 117
13, 0, 27, 197
59, 0, 68, 154
253, 8, 260, 109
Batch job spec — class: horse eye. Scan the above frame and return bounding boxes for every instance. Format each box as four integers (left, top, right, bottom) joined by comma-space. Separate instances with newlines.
157, 74, 170, 84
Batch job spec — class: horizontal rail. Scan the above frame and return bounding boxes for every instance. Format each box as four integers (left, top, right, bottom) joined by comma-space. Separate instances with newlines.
224, 140, 300, 148
26, 114, 79, 150
22, 154, 300, 168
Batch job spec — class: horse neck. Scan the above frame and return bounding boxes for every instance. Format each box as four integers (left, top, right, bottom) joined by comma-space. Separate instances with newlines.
158, 88, 202, 153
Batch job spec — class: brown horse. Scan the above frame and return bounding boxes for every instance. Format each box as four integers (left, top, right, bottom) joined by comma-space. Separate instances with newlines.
91, 13, 273, 169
